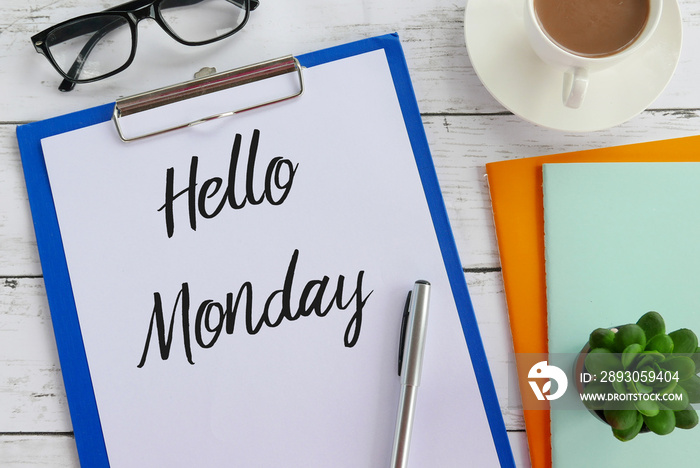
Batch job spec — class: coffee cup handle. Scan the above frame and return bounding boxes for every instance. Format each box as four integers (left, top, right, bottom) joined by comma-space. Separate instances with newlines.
563, 67, 588, 109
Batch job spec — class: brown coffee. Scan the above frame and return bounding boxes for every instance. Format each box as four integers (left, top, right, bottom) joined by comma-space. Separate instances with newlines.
534, 0, 650, 57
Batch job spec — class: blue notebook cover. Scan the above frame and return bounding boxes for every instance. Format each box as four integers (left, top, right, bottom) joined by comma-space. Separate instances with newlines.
17, 34, 514, 467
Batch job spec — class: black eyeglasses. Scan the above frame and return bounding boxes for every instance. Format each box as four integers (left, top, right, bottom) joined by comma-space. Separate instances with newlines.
31, 0, 259, 92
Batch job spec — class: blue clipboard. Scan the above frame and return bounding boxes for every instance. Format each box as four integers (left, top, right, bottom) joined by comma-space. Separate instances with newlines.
17, 33, 515, 467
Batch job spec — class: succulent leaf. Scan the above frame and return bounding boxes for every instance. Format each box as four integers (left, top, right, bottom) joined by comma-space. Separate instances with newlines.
660, 356, 695, 381
691, 347, 700, 372
637, 352, 664, 369
589, 328, 616, 351
612, 411, 644, 442
643, 410, 676, 435
675, 408, 699, 429
613, 324, 647, 353
604, 408, 638, 431
645, 334, 674, 354
621, 343, 643, 369
669, 329, 698, 356
581, 381, 613, 411
634, 398, 660, 417
659, 385, 689, 411
680, 375, 700, 404
585, 348, 622, 376
636, 311, 665, 340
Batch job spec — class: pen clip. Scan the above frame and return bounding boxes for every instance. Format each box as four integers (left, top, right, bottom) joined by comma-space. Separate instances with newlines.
398, 291, 411, 376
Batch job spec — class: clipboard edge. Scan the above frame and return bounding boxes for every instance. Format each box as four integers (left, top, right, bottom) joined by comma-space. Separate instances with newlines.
16, 104, 114, 468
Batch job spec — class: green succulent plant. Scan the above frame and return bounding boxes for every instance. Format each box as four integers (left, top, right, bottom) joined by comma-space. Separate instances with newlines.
582, 311, 700, 441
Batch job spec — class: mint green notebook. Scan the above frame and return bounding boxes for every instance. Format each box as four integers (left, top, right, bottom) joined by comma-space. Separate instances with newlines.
543, 162, 700, 467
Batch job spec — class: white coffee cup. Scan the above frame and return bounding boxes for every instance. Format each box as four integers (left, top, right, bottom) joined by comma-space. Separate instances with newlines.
524, 0, 663, 109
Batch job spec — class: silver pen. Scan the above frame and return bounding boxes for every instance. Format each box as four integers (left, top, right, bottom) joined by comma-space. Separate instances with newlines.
391, 280, 431, 468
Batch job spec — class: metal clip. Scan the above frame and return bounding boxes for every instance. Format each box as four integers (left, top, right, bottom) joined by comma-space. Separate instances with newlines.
112, 56, 305, 142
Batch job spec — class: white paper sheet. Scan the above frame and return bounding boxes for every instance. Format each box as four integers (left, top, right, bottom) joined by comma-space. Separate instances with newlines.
41, 49, 500, 467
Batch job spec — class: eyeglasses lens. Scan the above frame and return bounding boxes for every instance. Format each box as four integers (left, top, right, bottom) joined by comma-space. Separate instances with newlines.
158, 0, 248, 44
45, 15, 133, 82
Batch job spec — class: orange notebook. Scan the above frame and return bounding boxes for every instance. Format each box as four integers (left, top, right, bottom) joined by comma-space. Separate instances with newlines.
485, 135, 700, 468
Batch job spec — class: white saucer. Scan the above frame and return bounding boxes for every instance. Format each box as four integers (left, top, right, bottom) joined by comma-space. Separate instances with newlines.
464, 0, 682, 132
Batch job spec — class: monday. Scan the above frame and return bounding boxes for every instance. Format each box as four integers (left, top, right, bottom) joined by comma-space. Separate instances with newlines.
137, 249, 374, 367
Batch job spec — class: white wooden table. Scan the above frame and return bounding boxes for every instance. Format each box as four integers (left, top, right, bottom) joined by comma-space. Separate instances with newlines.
2, 0, 699, 466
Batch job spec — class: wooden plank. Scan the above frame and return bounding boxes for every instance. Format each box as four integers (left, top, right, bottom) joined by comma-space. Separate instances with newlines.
1, 0, 698, 121
5, 111, 700, 276
425, 110, 700, 268
0, 270, 524, 430
467, 271, 525, 429
0, 431, 531, 468
0, 435, 79, 468
0, 125, 41, 277
0, 278, 72, 432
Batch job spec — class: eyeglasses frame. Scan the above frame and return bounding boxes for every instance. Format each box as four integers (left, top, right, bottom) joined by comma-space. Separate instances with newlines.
31, 0, 259, 91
